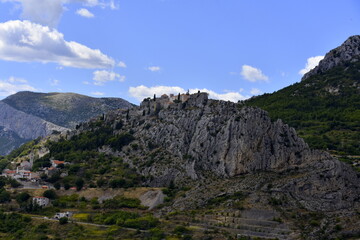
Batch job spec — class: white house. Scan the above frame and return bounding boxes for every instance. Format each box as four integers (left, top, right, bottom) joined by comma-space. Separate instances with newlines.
33, 196, 50, 207
54, 212, 72, 219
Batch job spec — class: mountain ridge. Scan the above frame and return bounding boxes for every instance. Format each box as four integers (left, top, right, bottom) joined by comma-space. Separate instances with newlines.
5, 91, 359, 239
0, 91, 133, 155
247, 35, 360, 157
2, 91, 134, 128
302, 35, 360, 81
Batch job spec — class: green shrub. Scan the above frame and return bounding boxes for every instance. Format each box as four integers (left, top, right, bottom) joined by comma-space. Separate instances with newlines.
43, 190, 57, 199
59, 217, 68, 225
123, 215, 159, 230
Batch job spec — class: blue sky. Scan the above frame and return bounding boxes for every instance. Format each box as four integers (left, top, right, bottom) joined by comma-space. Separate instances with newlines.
0, 0, 359, 104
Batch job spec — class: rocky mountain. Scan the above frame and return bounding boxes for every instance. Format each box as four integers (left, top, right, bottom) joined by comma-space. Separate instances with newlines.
2, 36, 360, 239
302, 35, 360, 80
0, 126, 25, 156
247, 35, 360, 157
12, 92, 359, 239
0, 91, 133, 155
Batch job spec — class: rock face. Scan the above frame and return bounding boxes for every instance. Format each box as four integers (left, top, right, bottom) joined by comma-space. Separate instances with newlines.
282, 158, 360, 211
0, 126, 26, 155
103, 93, 344, 180
302, 35, 360, 80
90, 92, 360, 215
0, 102, 68, 140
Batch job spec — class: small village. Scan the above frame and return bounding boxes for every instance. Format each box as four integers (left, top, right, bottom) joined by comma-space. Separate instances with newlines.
1, 159, 68, 189
1, 158, 77, 220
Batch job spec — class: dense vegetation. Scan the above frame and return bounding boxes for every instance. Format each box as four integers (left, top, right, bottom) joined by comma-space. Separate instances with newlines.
246, 61, 360, 156
31, 120, 142, 190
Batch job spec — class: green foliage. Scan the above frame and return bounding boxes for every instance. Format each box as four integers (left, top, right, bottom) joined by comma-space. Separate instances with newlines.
5, 138, 40, 162
75, 178, 84, 191
123, 215, 159, 230
246, 62, 360, 156
0, 212, 31, 233
9, 178, 21, 188
47, 126, 134, 154
43, 189, 57, 199
173, 225, 190, 235
108, 132, 135, 150
0, 189, 11, 203
109, 178, 126, 188
15, 192, 30, 204
30, 123, 141, 189
0, 176, 7, 188
59, 217, 68, 225
149, 227, 166, 240
32, 155, 51, 171
92, 211, 139, 225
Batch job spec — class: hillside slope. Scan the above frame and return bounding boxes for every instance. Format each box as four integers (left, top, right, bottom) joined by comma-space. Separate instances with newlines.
246, 35, 360, 157
7, 92, 359, 239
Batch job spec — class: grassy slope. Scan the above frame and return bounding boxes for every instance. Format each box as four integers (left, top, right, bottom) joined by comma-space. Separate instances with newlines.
246, 61, 360, 156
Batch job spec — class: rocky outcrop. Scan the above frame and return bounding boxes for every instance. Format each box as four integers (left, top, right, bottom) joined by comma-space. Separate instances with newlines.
281, 158, 360, 211
302, 35, 360, 80
0, 102, 68, 140
90, 92, 360, 214
99, 93, 332, 182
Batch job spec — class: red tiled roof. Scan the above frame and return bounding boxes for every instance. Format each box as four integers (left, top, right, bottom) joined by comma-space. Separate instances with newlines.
53, 160, 65, 164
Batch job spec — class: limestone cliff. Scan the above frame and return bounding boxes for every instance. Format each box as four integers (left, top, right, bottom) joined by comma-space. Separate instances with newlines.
88, 93, 359, 208
302, 35, 360, 80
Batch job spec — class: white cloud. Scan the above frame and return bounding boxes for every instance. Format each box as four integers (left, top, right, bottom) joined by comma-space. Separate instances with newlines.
190, 88, 248, 102
250, 88, 262, 95
129, 85, 184, 101
76, 8, 94, 18
299, 56, 324, 75
118, 61, 127, 68
93, 70, 125, 86
1, 0, 117, 27
50, 79, 60, 86
7, 76, 27, 83
148, 66, 161, 72
91, 91, 104, 96
0, 20, 115, 69
0, 76, 36, 97
241, 65, 269, 82
128, 85, 249, 102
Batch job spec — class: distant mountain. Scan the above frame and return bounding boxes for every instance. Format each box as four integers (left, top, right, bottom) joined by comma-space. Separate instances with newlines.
0, 91, 133, 155
246, 35, 360, 157
2, 91, 134, 128
0, 126, 26, 156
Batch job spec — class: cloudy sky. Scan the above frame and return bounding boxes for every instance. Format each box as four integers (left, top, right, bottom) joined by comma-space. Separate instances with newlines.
0, 0, 359, 103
